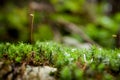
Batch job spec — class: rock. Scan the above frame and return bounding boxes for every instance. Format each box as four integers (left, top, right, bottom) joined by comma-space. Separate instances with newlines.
0, 62, 12, 78
62, 36, 92, 49
23, 65, 57, 80
0, 62, 57, 80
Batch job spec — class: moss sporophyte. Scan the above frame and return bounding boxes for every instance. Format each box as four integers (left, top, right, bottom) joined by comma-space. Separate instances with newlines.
29, 13, 34, 44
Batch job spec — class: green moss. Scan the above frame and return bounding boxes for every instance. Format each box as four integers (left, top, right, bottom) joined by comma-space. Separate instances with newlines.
0, 41, 120, 79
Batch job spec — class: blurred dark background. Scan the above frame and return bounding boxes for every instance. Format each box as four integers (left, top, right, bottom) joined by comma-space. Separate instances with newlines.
0, 0, 120, 48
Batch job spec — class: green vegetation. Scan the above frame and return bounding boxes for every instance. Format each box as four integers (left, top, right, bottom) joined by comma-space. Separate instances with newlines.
0, 41, 120, 80
0, 0, 120, 48
0, 1, 120, 80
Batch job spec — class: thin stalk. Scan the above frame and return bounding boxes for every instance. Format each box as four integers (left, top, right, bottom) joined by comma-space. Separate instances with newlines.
29, 13, 34, 44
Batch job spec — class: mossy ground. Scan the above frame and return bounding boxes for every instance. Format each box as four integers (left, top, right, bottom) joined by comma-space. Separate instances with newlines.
0, 41, 120, 80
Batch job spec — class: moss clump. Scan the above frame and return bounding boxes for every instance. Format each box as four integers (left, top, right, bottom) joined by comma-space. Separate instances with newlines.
0, 41, 120, 80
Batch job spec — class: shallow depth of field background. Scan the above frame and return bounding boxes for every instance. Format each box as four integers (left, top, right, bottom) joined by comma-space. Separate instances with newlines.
0, 0, 120, 48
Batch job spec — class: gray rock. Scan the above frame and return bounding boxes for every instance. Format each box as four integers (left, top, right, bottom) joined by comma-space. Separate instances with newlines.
23, 65, 57, 80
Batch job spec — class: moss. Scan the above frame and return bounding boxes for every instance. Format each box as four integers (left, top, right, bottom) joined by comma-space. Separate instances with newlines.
0, 41, 120, 79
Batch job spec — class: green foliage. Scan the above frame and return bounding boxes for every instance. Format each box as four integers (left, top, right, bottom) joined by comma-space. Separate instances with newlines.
85, 20, 117, 48
114, 13, 120, 23
50, 0, 119, 48
0, 0, 119, 48
0, 41, 120, 79
60, 66, 72, 80
34, 24, 54, 41
60, 64, 84, 80
51, 0, 85, 12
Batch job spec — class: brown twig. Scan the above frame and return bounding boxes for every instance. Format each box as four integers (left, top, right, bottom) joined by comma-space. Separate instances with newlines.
57, 20, 100, 47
